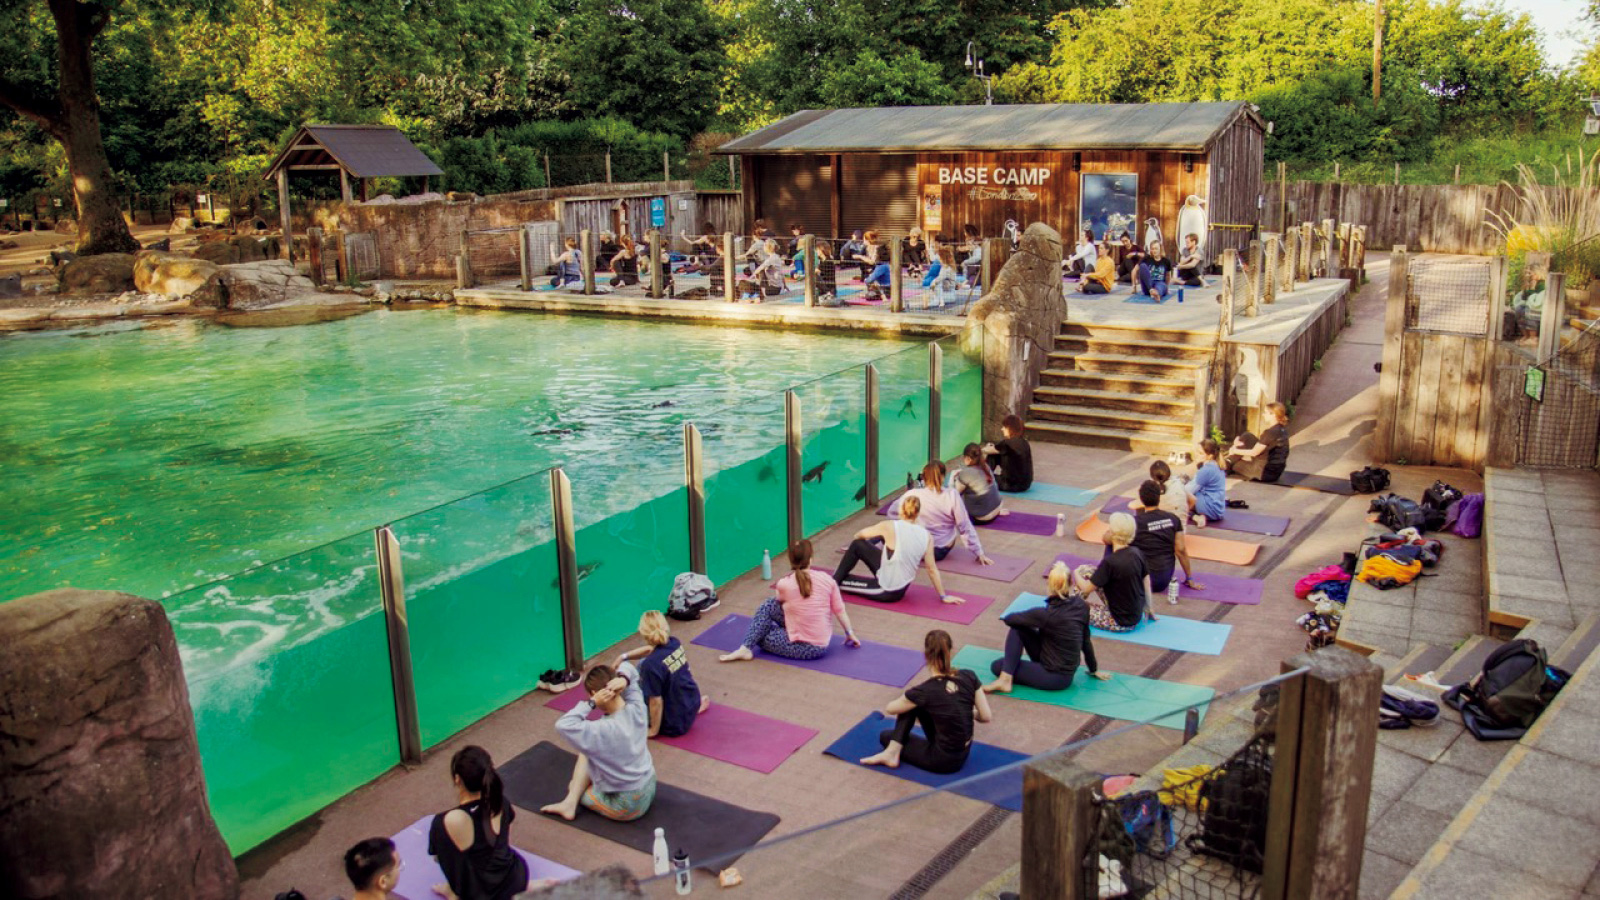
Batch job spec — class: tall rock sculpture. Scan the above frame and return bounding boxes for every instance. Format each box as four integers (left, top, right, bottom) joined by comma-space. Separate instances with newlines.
0, 590, 239, 900
961, 223, 1068, 436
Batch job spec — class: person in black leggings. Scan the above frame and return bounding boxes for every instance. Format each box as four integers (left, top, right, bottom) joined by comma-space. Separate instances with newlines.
860, 630, 993, 774
983, 562, 1112, 693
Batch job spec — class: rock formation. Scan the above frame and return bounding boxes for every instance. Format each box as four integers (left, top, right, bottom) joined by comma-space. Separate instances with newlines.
133, 251, 225, 306
219, 260, 323, 309
58, 253, 136, 294
961, 222, 1068, 436
0, 590, 239, 900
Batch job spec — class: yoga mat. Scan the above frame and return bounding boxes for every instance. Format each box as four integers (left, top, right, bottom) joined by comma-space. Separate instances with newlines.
499, 743, 780, 872
543, 694, 818, 774
842, 583, 997, 625
1002, 592, 1232, 656
390, 815, 578, 900
1077, 515, 1259, 566
1102, 495, 1290, 537
937, 547, 1035, 583
1125, 294, 1166, 304
1050, 552, 1263, 605
1272, 472, 1356, 495
1003, 482, 1099, 507
978, 510, 1061, 536
692, 614, 925, 687
951, 646, 1212, 730
822, 713, 1026, 811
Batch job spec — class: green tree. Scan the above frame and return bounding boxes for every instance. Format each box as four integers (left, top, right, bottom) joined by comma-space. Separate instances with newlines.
1254, 64, 1439, 163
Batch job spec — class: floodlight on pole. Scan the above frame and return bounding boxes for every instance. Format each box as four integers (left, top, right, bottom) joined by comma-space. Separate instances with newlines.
964, 41, 993, 106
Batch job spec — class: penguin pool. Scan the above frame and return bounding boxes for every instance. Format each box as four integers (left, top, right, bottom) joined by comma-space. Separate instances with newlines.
0, 306, 982, 850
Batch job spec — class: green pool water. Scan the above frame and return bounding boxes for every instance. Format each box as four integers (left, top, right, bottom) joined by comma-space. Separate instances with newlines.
1, 308, 983, 853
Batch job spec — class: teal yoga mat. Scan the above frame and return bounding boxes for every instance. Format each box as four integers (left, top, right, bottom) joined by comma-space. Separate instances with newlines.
1004, 482, 1098, 507
951, 645, 1212, 730
1002, 593, 1232, 656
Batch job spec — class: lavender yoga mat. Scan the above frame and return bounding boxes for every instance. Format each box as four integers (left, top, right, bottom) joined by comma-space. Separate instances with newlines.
1102, 496, 1290, 537
978, 510, 1061, 536
938, 547, 1035, 583
1050, 552, 1263, 605
692, 614, 926, 686
842, 583, 997, 625
390, 815, 578, 900
544, 692, 818, 774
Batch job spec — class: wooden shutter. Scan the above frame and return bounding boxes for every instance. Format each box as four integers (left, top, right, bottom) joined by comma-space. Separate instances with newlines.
756, 155, 833, 235
841, 154, 917, 236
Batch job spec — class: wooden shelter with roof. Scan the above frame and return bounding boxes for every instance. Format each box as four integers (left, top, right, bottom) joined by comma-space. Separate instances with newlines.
716, 102, 1265, 254
262, 124, 444, 244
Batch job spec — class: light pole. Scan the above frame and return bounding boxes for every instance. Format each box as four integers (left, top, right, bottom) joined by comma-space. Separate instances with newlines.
964, 41, 993, 106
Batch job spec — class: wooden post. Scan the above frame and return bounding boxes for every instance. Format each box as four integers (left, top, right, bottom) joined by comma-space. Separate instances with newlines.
1539, 272, 1567, 360
544, 153, 551, 189
1220, 248, 1238, 334
1261, 233, 1280, 305
580, 229, 595, 295
1260, 646, 1383, 900
727, 155, 736, 189
1454, 163, 1461, 185
721, 232, 736, 303
801, 235, 816, 308
1277, 160, 1287, 233
1393, 162, 1401, 185
1298, 223, 1313, 282
1246, 239, 1263, 317
1337, 223, 1353, 271
519, 226, 533, 291
684, 424, 706, 576
1020, 755, 1101, 900
306, 227, 325, 286
1476, 255, 1508, 469
662, 150, 670, 182
1373, 0, 1385, 101
1373, 247, 1409, 461
1333, 161, 1341, 181
1192, 362, 1211, 444
981, 237, 1004, 296
1320, 218, 1336, 277
549, 469, 585, 671
340, 169, 352, 203
276, 168, 293, 261
889, 237, 904, 312
605, 151, 613, 185
647, 229, 664, 299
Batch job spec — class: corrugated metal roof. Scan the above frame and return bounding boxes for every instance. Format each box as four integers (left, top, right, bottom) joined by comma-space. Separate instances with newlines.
263, 125, 444, 180
716, 103, 1258, 155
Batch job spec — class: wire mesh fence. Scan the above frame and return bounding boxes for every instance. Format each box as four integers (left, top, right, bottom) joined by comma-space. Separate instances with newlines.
1515, 320, 1600, 467
1406, 258, 1492, 335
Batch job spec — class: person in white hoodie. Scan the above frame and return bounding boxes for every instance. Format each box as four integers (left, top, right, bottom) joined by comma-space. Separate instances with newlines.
540, 661, 656, 822
1065, 228, 1098, 276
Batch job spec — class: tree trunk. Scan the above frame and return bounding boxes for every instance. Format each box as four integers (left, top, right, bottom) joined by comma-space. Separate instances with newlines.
50, 0, 138, 255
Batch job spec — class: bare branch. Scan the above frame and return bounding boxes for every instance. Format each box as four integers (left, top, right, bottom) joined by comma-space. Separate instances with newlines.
0, 78, 66, 137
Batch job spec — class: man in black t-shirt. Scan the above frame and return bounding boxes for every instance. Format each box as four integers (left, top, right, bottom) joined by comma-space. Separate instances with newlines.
1125, 480, 1202, 605
984, 414, 1034, 492
1226, 402, 1291, 483
1082, 512, 1152, 632
616, 611, 708, 738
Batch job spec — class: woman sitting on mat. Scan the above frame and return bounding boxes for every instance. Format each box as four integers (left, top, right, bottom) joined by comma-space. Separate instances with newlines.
950, 443, 1007, 523
429, 745, 529, 900
614, 611, 710, 737
983, 414, 1034, 492
861, 630, 993, 773
721, 539, 860, 663
542, 662, 656, 823
984, 562, 1111, 694
1187, 439, 1228, 527
1150, 459, 1190, 524
888, 461, 993, 565
1225, 402, 1290, 484
834, 496, 960, 604
1084, 513, 1154, 633
550, 237, 581, 289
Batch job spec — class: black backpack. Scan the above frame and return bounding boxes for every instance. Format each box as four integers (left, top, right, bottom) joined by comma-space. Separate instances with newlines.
1368, 493, 1427, 532
1350, 466, 1391, 493
1186, 735, 1272, 874
1443, 639, 1570, 740
1420, 481, 1463, 531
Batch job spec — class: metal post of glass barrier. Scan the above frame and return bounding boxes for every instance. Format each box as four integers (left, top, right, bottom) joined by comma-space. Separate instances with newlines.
785, 389, 803, 546
684, 422, 707, 575
549, 468, 584, 671
928, 340, 943, 464
865, 363, 880, 506
374, 526, 423, 765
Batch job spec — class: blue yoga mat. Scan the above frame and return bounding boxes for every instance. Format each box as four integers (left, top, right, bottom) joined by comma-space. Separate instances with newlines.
692, 614, 926, 687
1003, 593, 1232, 656
1003, 482, 1098, 507
822, 712, 1025, 811
1125, 294, 1166, 304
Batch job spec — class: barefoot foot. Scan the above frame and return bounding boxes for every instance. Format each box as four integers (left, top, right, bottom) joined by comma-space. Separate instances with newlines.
699, 695, 712, 713
982, 678, 1013, 693
718, 645, 754, 663
539, 802, 577, 821
859, 750, 901, 768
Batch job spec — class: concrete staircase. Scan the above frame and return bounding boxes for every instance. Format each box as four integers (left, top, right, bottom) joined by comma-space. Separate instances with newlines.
1027, 322, 1215, 454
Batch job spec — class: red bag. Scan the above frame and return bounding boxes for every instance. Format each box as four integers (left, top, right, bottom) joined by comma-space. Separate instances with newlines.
1294, 564, 1351, 600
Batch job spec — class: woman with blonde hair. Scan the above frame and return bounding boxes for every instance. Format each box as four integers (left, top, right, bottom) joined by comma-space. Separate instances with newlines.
721, 539, 860, 663
984, 562, 1109, 694
834, 495, 958, 603
614, 610, 709, 737
861, 630, 993, 773
1082, 512, 1153, 632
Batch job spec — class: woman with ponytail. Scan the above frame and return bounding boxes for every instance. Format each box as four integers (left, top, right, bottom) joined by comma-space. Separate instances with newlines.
950, 442, 1007, 522
983, 562, 1110, 694
428, 745, 528, 900
1186, 438, 1228, 527
721, 539, 860, 663
860, 630, 992, 773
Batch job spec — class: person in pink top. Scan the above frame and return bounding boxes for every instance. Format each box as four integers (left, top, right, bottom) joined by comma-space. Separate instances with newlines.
888, 461, 994, 566
719, 539, 861, 662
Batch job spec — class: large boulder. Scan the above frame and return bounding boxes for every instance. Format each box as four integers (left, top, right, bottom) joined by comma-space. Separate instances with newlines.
58, 253, 136, 294
191, 241, 237, 265
962, 223, 1067, 436
219, 259, 319, 309
0, 590, 239, 899
133, 251, 224, 307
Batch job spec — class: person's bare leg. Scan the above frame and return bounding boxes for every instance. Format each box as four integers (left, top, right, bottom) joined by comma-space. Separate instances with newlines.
983, 670, 1015, 693
540, 753, 590, 820
860, 740, 903, 767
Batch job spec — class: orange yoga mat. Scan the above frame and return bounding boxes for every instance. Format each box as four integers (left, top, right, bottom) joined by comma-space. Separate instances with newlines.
1075, 513, 1260, 566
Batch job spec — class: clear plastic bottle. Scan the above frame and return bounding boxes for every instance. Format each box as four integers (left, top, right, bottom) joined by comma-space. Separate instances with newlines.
652, 827, 670, 876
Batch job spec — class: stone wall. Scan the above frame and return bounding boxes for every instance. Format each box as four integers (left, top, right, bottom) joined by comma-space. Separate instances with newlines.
313, 197, 558, 280
961, 223, 1068, 436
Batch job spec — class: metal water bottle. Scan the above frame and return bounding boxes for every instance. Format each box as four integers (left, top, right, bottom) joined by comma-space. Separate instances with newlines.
761, 549, 772, 580
1178, 287, 1186, 303
652, 827, 670, 876
673, 848, 692, 894
1055, 513, 1066, 537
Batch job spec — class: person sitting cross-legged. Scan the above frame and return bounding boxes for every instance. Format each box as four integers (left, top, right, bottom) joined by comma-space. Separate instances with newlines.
1119, 479, 1203, 606
541, 662, 656, 823
860, 630, 993, 774
833, 495, 959, 603
984, 562, 1110, 694
1175, 233, 1204, 287
721, 539, 861, 663
1083, 512, 1154, 632
613, 610, 710, 737
1135, 239, 1174, 302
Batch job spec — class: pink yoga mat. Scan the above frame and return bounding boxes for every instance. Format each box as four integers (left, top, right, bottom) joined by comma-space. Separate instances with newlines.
544, 693, 818, 774
390, 815, 578, 900
938, 547, 1035, 583
1049, 552, 1263, 605
842, 583, 997, 625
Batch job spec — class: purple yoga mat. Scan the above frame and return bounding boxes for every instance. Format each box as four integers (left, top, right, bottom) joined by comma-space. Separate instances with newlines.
390, 815, 578, 900
842, 583, 997, 625
938, 547, 1035, 583
691, 614, 926, 687
1102, 496, 1290, 537
544, 693, 818, 774
977, 510, 1060, 536
1050, 552, 1263, 605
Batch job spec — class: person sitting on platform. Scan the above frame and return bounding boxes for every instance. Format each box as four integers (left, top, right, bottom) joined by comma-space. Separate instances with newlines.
889, 461, 994, 565
861, 629, 993, 773
1066, 228, 1098, 276
833, 496, 958, 603
1187, 439, 1228, 527
904, 227, 929, 278
960, 223, 984, 286
1175, 233, 1205, 287
854, 230, 892, 299
1083, 513, 1153, 633
595, 232, 620, 273
983, 414, 1034, 492
1121, 479, 1203, 605
951, 442, 1007, 523
1082, 241, 1116, 295
430, 746, 529, 900
983, 562, 1109, 694
840, 230, 868, 278
928, 245, 960, 306
921, 232, 946, 288
613, 611, 711, 737
680, 226, 719, 269
551, 237, 582, 289
721, 539, 860, 663
1135, 239, 1174, 302
608, 236, 639, 288
1225, 402, 1291, 484
1115, 233, 1144, 284
736, 239, 785, 302
813, 240, 840, 304
541, 662, 656, 823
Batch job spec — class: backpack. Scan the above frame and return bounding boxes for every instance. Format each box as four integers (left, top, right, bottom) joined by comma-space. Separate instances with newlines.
1114, 790, 1177, 858
1443, 639, 1570, 740
665, 572, 719, 621
1369, 493, 1427, 532
1186, 735, 1272, 873
1444, 493, 1484, 538
1420, 481, 1462, 531
1350, 466, 1391, 493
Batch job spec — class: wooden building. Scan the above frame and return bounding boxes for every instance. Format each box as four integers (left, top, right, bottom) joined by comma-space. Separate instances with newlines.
716, 102, 1265, 255
263, 125, 444, 253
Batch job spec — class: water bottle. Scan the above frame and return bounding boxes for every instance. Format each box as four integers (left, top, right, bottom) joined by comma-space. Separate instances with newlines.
761, 549, 772, 580
673, 848, 692, 894
652, 827, 670, 876
1178, 287, 1186, 303
1055, 513, 1066, 537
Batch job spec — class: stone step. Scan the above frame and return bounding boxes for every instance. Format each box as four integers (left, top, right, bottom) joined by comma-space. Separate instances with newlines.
1435, 634, 1505, 687
1052, 351, 1205, 378
1029, 402, 1192, 437
1554, 612, 1600, 672
1386, 643, 1453, 684
1055, 335, 1217, 361
1032, 384, 1196, 416
1059, 321, 1218, 347
1037, 368, 1197, 397
1026, 420, 1194, 455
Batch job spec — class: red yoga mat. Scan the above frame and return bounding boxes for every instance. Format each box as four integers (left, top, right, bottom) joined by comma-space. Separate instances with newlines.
544, 692, 819, 774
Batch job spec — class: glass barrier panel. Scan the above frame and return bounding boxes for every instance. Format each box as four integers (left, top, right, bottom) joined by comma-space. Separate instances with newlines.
702, 392, 788, 588
389, 469, 564, 749
796, 367, 868, 537
163, 531, 397, 854
875, 341, 930, 493
939, 332, 984, 462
